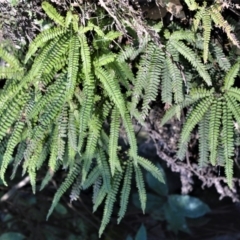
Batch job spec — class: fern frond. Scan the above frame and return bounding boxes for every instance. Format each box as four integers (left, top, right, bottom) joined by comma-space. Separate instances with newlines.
97, 148, 112, 192
222, 101, 234, 188
134, 165, 146, 214
99, 171, 123, 237
210, 5, 240, 48
0, 47, 22, 69
66, 34, 80, 98
180, 97, 213, 144
137, 156, 165, 183
211, 43, 231, 71
109, 107, 121, 176
161, 97, 196, 126
198, 112, 210, 167
25, 27, 66, 63
170, 40, 212, 86
11, 142, 26, 179
93, 184, 107, 212
82, 166, 101, 190
209, 98, 222, 165
94, 53, 116, 67
0, 67, 24, 80
0, 120, 25, 185
141, 45, 164, 118
161, 61, 172, 104
42, 1, 65, 27
95, 66, 126, 116
202, 11, 211, 63
117, 161, 133, 224
226, 94, 240, 126
47, 163, 81, 219
223, 62, 240, 90
167, 57, 184, 104
190, 88, 214, 100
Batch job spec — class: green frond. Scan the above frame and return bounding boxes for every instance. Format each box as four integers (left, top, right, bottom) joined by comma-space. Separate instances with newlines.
180, 97, 213, 144
47, 163, 81, 219
177, 135, 191, 160
170, 40, 212, 86
198, 112, 209, 167
211, 44, 231, 71
11, 142, 26, 179
122, 112, 138, 163
94, 53, 116, 67
0, 67, 24, 80
66, 34, 80, 98
97, 148, 112, 192
209, 98, 222, 165
202, 12, 211, 63
190, 88, 213, 100
99, 171, 123, 237
25, 27, 66, 63
167, 57, 184, 104
193, 7, 205, 31
227, 87, 240, 102
108, 61, 134, 88
42, 1, 65, 27
95, 66, 126, 116
68, 110, 78, 151
161, 61, 172, 104
210, 5, 240, 48
78, 86, 94, 151
82, 166, 101, 190
184, 0, 199, 11
225, 159, 234, 189
223, 62, 240, 90
134, 165, 146, 214
109, 107, 121, 176
0, 92, 28, 141
137, 156, 165, 183
118, 161, 133, 224
0, 47, 22, 69
93, 184, 107, 212
170, 30, 195, 42
141, 45, 164, 118
0, 120, 25, 185
81, 114, 102, 182
222, 101, 234, 188
39, 162, 60, 191
226, 94, 240, 126
161, 97, 196, 126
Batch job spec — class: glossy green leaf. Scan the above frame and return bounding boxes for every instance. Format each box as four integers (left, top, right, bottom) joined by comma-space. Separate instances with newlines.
0, 233, 25, 240
135, 224, 147, 240
168, 195, 210, 218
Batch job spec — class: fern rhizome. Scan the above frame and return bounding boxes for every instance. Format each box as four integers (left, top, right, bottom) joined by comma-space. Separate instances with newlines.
0, 0, 240, 236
